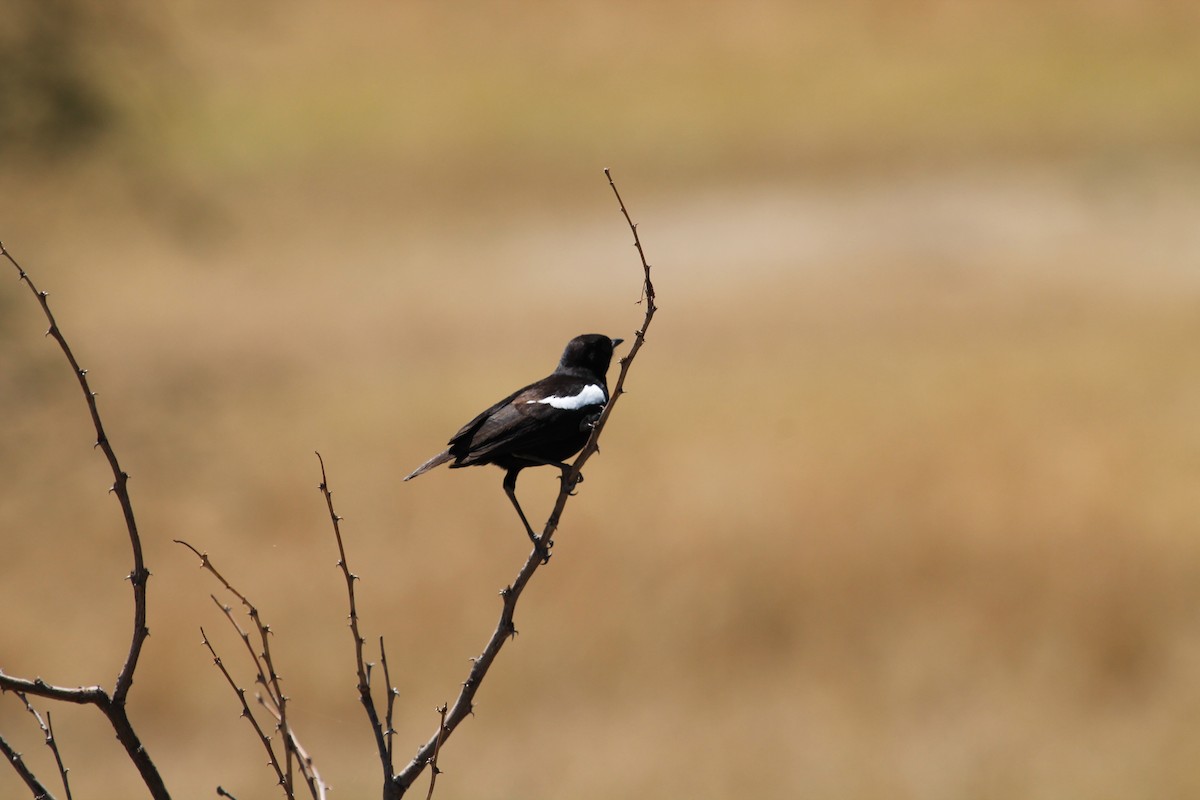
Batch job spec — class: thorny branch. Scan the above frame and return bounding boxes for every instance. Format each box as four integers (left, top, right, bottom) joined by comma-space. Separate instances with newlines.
258, 695, 327, 800
199, 626, 286, 790
0, 730, 56, 800
177, 540, 322, 800
422, 704, 449, 800
380, 638, 398, 768
390, 168, 657, 796
0, 242, 168, 800
315, 453, 399, 787
16, 694, 73, 800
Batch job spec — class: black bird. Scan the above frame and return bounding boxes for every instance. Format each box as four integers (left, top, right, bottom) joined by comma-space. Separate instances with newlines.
405, 333, 623, 548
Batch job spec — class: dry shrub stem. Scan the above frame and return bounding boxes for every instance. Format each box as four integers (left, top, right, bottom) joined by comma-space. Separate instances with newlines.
199, 625, 287, 790
0, 242, 168, 800
422, 704, 449, 800
16, 695, 73, 800
316, 453, 397, 786
0, 731, 56, 800
379, 638, 398, 768
258, 695, 327, 800
176, 540, 327, 800
390, 168, 657, 796
42, 713, 72, 800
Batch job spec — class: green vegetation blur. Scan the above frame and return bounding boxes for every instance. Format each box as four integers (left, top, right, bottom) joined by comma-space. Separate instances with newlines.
3, 2, 1200, 798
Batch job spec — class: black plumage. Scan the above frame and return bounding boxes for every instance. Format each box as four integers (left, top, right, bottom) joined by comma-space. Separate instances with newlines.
405, 333, 623, 548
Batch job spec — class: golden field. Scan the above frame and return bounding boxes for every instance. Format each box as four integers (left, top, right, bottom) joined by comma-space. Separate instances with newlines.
3, 2, 1200, 798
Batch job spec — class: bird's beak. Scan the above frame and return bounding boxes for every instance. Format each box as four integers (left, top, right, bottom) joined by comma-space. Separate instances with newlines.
611, 337, 625, 348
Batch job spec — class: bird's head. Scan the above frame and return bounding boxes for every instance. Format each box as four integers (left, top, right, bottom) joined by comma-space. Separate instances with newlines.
558, 333, 623, 379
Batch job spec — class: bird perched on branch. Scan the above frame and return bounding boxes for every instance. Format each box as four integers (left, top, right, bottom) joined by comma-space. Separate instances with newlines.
405, 333, 623, 552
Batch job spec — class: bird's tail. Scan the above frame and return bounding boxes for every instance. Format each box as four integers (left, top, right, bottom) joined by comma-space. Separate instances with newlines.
404, 449, 454, 481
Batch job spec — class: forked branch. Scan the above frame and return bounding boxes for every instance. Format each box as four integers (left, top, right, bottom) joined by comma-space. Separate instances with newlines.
177, 540, 324, 800
0, 242, 167, 800
15, 694, 73, 800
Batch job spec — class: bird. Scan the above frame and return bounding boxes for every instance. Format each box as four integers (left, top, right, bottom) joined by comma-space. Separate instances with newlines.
405, 333, 623, 553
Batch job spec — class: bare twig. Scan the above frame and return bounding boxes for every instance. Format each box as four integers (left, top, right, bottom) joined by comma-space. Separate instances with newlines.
423, 704, 449, 800
208, 597, 273, 708
258, 625, 294, 794
380, 637, 398, 768
16, 695, 73, 800
257, 695, 328, 800
199, 626, 286, 790
177, 540, 301, 799
544, 167, 657, 540
44, 713, 72, 800
391, 169, 657, 795
0, 730, 56, 800
0, 242, 167, 799
0, 677, 105, 706
315, 453, 395, 784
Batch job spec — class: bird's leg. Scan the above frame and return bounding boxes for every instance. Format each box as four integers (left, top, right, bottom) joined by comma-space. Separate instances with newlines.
503, 468, 551, 562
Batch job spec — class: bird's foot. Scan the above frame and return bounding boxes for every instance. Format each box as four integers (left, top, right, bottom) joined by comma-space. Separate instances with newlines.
558, 469, 583, 496
533, 536, 553, 564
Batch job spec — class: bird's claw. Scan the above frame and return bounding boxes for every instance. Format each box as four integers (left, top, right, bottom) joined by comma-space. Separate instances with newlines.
559, 471, 584, 495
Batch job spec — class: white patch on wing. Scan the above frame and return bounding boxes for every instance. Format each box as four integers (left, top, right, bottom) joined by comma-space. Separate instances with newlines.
527, 383, 606, 410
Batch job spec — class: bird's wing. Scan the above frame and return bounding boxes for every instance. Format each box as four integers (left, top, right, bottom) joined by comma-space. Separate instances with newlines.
449, 378, 604, 464
446, 385, 527, 450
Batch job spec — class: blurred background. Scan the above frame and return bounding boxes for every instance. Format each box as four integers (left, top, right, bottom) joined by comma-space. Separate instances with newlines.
3, 1, 1200, 797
